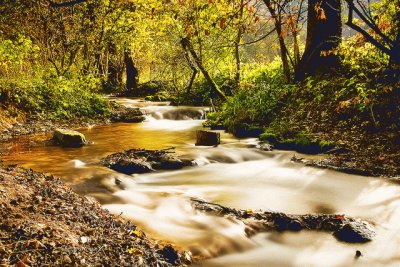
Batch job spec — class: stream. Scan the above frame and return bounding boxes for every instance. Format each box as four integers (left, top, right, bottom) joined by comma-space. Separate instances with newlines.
2, 98, 400, 267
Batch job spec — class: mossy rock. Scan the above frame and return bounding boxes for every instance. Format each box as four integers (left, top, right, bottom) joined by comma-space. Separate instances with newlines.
259, 131, 278, 143
259, 129, 336, 154
319, 140, 336, 151
53, 129, 87, 147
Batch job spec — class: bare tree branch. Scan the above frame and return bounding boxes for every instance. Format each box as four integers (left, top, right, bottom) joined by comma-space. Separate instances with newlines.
345, 0, 392, 55
346, 0, 394, 47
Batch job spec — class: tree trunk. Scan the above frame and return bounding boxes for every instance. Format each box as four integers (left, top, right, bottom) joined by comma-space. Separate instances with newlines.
234, 0, 245, 86
182, 47, 198, 95
293, 31, 301, 68
264, 0, 291, 83
180, 37, 226, 99
124, 49, 138, 93
295, 0, 342, 81
107, 42, 119, 89
186, 70, 197, 94
234, 29, 242, 86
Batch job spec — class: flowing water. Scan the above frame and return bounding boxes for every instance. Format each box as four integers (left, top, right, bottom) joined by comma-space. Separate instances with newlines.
2, 98, 400, 266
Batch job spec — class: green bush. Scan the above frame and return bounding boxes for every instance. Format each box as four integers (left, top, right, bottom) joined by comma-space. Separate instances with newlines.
208, 60, 293, 133
0, 74, 110, 120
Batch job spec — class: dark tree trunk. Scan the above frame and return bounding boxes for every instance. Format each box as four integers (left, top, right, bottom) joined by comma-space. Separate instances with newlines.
293, 31, 301, 68
107, 43, 119, 89
186, 70, 197, 94
106, 42, 123, 90
180, 37, 226, 99
264, 0, 291, 83
234, 0, 245, 86
234, 29, 242, 86
295, 0, 342, 81
124, 50, 138, 93
182, 47, 198, 95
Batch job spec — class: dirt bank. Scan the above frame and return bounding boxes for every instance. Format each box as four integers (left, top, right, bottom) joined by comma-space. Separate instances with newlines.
0, 165, 187, 266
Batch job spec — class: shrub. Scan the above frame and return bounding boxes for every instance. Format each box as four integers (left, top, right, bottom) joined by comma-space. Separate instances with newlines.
0, 74, 110, 120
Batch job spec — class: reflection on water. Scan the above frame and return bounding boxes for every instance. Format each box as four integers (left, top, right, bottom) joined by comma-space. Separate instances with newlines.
2, 98, 400, 266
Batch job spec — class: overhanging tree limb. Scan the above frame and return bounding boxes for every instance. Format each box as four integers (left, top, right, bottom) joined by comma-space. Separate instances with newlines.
180, 37, 226, 99
345, 0, 392, 55
346, 0, 394, 48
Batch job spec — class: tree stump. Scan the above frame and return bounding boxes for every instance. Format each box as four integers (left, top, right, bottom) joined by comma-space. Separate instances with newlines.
195, 130, 220, 146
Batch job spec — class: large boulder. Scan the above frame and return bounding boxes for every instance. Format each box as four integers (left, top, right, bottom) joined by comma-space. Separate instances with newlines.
111, 107, 145, 123
53, 129, 87, 147
195, 130, 220, 146
101, 148, 193, 175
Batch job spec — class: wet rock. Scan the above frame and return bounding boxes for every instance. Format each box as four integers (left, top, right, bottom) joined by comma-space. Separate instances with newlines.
305, 158, 374, 176
288, 219, 303, 231
291, 155, 375, 177
334, 222, 375, 243
355, 250, 363, 258
195, 130, 220, 146
257, 142, 273, 151
160, 245, 180, 265
110, 107, 145, 123
106, 157, 153, 174
101, 148, 192, 175
53, 129, 87, 147
191, 199, 375, 243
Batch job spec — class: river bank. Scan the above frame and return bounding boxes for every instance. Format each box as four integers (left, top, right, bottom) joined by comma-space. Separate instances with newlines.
0, 101, 145, 143
0, 164, 187, 266
206, 76, 400, 178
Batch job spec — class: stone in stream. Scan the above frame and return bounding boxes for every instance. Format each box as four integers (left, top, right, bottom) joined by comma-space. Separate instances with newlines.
53, 129, 87, 147
110, 107, 145, 123
101, 148, 194, 175
333, 222, 376, 243
159, 245, 180, 265
195, 130, 220, 146
191, 199, 376, 244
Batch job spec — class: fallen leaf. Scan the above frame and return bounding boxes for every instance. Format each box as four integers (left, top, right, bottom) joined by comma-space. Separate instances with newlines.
80, 236, 89, 244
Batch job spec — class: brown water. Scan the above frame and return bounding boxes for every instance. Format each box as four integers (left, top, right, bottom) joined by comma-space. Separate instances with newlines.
2, 98, 400, 266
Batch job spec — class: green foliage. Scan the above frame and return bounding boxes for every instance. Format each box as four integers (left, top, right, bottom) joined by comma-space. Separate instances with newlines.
259, 129, 278, 143
0, 75, 110, 120
0, 36, 40, 78
208, 60, 292, 132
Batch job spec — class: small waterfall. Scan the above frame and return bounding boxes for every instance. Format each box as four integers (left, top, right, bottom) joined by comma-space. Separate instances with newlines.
142, 106, 210, 120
